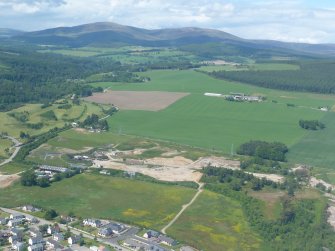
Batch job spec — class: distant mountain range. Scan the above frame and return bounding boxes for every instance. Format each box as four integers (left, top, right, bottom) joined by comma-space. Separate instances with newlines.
2, 22, 335, 56
0, 28, 24, 38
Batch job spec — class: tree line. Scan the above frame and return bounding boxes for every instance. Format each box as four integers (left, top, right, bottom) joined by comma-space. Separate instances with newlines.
237, 140, 288, 162
299, 119, 325, 130
211, 61, 335, 94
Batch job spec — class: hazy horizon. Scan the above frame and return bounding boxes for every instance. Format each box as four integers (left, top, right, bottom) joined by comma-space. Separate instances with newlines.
0, 0, 335, 44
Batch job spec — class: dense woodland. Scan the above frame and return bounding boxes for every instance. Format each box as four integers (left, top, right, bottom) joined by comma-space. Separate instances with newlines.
212, 61, 335, 94
0, 47, 135, 111
237, 140, 288, 161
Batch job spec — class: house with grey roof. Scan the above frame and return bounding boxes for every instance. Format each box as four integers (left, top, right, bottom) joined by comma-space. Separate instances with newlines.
28, 243, 44, 251
46, 238, 63, 250
8, 218, 23, 227
28, 236, 45, 246
104, 223, 126, 234
98, 227, 113, 238
26, 216, 39, 224
0, 218, 7, 225
83, 219, 102, 228
12, 241, 25, 251
158, 235, 177, 246
53, 232, 64, 242
29, 228, 42, 238
68, 235, 81, 245
10, 213, 25, 220
143, 230, 160, 239
11, 228, 23, 237
22, 205, 40, 212
47, 225, 59, 235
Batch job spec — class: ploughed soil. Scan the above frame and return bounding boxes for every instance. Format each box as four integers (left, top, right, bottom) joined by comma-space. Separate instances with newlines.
84, 91, 189, 111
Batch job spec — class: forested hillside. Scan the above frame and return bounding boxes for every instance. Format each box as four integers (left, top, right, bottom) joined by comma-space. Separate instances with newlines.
212, 61, 335, 93
0, 47, 123, 111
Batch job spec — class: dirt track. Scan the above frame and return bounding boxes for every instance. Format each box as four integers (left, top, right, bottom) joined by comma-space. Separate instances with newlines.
0, 174, 20, 188
84, 91, 189, 111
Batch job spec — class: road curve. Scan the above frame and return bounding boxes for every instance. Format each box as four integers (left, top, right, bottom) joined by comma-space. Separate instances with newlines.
0, 136, 22, 167
161, 182, 204, 234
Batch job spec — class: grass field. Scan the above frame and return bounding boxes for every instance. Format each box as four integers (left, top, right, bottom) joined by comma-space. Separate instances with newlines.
87, 69, 335, 171
167, 190, 262, 251
0, 173, 196, 229
199, 63, 300, 72
0, 162, 30, 175
90, 70, 329, 153
38, 46, 198, 64
288, 112, 335, 176
0, 101, 106, 138
0, 138, 12, 158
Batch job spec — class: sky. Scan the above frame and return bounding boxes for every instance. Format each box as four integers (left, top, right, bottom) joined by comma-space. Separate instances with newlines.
0, 0, 335, 43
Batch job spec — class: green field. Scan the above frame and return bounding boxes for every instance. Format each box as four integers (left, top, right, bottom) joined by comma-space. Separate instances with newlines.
89, 70, 330, 154
199, 63, 300, 72
0, 173, 196, 229
0, 138, 12, 158
0, 101, 106, 138
288, 112, 335, 174
167, 190, 262, 251
38, 46, 198, 64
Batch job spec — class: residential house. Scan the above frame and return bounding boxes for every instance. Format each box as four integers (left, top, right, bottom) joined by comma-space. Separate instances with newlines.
149, 245, 167, 251
0, 217, 7, 225
9, 235, 20, 244
68, 235, 81, 245
106, 223, 125, 234
28, 243, 44, 251
158, 235, 177, 246
143, 230, 159, 239
123, 238, 146, 250
53, 232, 64, 242
148, 245, 167, 251
10, 213, 25, 220
46, 238, 63, 250
22, 205, 39, 212
47, 225, 59, 235
29, 236, 45, 246
12, 241, 25, 251
26, 216, 39, 224
8, 218, 23, 227
29, 228, 42, 238
11, 228, 23, 237
98, 227, 113, 238
83, 219, 102, 228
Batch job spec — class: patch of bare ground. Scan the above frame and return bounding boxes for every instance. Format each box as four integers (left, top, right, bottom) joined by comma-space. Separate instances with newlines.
309, 177, 335, 191
84, 91, 189, 111
247, 172, 285, 183
249, 191, 285, 202
0, 174, 19, 188
74, 128, 90, 134
93, 150, 287, 183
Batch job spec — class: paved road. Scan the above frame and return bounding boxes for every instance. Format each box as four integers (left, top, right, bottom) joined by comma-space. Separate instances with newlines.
0, 207, 131, 251
0, 136, 22, 167
161, 182, 204, 234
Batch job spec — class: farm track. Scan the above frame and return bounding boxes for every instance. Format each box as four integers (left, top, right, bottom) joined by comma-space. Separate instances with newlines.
161, 181, 204, 234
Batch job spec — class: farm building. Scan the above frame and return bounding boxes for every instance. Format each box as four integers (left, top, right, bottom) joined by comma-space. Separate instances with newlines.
204, 92, 223, 97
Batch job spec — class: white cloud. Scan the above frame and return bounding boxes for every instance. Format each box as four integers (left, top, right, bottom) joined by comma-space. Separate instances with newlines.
0, 0, 334, 43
